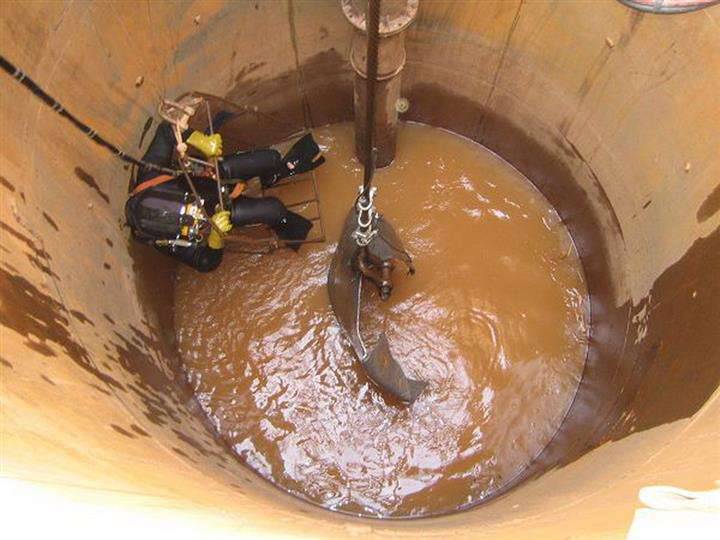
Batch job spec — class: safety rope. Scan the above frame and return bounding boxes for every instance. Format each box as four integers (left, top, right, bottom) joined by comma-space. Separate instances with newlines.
0, 55, 180, 177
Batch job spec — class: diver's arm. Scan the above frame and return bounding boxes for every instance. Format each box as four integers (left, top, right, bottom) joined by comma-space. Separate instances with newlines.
138, 122, 223, 182
137, 122, 179, 182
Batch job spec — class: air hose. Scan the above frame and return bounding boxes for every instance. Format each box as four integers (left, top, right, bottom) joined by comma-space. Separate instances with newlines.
0, 55, 180, 176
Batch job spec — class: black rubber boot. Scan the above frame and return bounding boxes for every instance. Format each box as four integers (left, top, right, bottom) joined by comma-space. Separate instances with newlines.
220, 149, 283, 183
231, 196, 313, 251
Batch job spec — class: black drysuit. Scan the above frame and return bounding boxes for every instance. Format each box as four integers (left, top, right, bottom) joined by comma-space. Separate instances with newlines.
125, 122, 321, 272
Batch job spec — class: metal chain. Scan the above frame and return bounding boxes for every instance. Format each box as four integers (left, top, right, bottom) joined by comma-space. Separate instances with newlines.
352, 186, 378, 246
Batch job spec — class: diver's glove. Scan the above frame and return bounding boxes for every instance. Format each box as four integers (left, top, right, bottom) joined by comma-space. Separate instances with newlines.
187, 131, 223, 159
207, 210, 232, 250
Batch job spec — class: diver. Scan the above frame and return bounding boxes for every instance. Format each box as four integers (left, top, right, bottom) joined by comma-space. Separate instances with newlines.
125, 121, 325, 272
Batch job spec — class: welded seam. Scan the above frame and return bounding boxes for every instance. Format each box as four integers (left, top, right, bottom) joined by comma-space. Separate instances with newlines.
564, 11, 644, 141
90, 16, 163, 114
104, 1, 165, 108
52, 0, 74, 32
145, 0, 168, 98
145, 0, 179, 97
474, 0, 524, 135
287, 0, 315, 129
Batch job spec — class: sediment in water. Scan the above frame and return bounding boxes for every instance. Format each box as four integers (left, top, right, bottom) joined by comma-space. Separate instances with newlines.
174, 123, 589, 517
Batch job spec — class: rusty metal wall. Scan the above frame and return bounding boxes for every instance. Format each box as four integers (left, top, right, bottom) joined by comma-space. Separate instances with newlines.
1, 0, 718, 537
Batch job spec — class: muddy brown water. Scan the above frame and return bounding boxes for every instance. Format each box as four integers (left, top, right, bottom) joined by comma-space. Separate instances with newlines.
174, 123, 589, 518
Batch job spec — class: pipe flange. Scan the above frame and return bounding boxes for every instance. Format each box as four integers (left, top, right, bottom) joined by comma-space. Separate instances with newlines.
341, 0, 419, 37
349, 48, 406, 81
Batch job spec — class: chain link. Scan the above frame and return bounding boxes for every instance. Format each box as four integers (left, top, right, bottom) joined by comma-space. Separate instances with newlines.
352, 185, 379, 246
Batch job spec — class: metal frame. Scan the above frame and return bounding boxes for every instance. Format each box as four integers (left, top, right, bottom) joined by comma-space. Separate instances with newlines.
164, 92, 328, 255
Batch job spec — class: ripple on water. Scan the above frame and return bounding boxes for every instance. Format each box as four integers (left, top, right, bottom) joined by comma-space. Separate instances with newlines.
174, 122, 589, 517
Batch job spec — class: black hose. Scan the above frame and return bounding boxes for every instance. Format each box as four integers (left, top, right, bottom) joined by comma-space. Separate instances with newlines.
362, 0, 381, 195
0, 55, 179, 176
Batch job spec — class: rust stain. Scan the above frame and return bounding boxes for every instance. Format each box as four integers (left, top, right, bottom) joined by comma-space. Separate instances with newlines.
233, 61, 267, 84
70, 309, 94, 326
0, 266, 121, 389
220, 49, 351, 150
172, 428, 211, 456
172, 447, 192, 459
0, 175, 15, 192
0, 221, 59, 279
611, 227, 720, 433
0, 221, 47, 255
697, 183, 720, 223
88, 382, 111, 395
130, 424, 150, 437
110, 424, 136, 438
0, 253, 186, 430
74, 166, 110, 204
42, 211, 59, 231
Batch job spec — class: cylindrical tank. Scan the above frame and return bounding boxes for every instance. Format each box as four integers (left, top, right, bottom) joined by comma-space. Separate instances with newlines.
0, 1, 718, 537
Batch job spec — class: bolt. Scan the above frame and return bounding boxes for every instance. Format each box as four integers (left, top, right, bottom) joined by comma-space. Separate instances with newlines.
684, 161, 692, 173
134, 76, 144, 87
193, 15, 201, 25
605, 37, 615, 48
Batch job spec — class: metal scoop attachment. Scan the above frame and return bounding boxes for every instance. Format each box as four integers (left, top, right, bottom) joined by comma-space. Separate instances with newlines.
328, 192, 426, 403
327, 0, 425, 403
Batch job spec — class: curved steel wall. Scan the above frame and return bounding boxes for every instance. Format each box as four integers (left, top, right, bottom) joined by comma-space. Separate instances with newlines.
1, 1, 718, 537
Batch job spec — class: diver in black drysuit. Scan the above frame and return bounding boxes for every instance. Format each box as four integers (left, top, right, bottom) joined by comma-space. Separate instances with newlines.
125, 122, 324, 272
